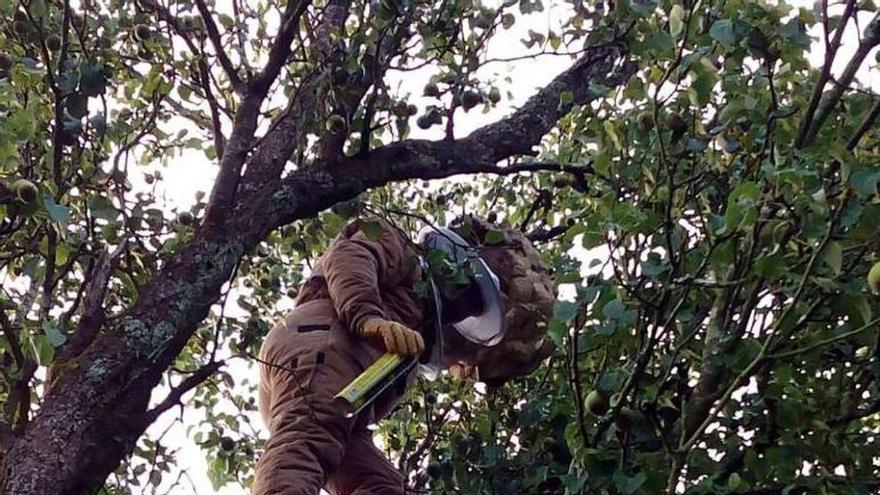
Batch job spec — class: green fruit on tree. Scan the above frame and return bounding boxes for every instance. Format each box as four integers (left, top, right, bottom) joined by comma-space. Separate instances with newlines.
665, 111, 687, 139
60, 117, 83, 146
460, 90, 482, 111
12, 21, 30, 37
66, 93, 89, 119
46, 35, 62, 51
427, 108, 443, 125
392, 101, 409, 117
220, 436, 235, 451
417, 114, 433, 130
325, 114, 346, 134
135, 24, 152, 41
585, 390, 610, 415
177, 211, 194, 226
488, 87, 501, 104
868, 261, 880, 294
423, 83, 440, 97
10, 179, 38, 205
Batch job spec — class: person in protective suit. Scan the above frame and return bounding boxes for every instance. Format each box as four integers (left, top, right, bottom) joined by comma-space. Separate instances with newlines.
253, 215, 555, 495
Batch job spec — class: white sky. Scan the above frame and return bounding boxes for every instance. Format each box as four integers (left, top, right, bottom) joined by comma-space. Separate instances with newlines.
134, 0, 880, 493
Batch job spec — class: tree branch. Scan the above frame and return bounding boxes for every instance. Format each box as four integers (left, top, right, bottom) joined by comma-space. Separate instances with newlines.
201, 0, 312, 232
847, 97, 880, 151
256, 43, 634, 233
141, 360, 224, 425
53, 242, 127, 365
795, 0, 857, 148
799, 12, 880, 148
193, 0, 244, 93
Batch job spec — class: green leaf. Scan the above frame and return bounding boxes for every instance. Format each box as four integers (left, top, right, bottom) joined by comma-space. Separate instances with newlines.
710, 19, 737, 45
30, 335, 55, 366
850, 169, 880, 198
823, 241, 842, 275
6, 109, 35, 141
42, 322, 67, 347
554, 300, 578, 322
644, 31, 675, 56
43, 196, 71, 223
603, 299, 626, 320
669, 4, 684, 36
614, 472, 647, 495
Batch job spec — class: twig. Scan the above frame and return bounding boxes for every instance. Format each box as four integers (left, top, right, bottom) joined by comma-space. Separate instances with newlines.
846, 98, 880, 151
767, 316, 880, 360
142, 360, 225, 424
194, 0, 244, 93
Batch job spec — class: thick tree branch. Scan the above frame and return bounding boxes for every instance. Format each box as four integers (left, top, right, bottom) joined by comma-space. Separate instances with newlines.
54, 242, 127, 366
257, 43, 634, 233
202, 0, 312, 232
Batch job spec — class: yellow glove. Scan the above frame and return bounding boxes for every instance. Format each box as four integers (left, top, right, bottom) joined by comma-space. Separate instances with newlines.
358, 317, 425, 357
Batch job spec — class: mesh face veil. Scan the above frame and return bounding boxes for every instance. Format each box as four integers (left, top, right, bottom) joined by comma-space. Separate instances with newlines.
417, 226, 506, 347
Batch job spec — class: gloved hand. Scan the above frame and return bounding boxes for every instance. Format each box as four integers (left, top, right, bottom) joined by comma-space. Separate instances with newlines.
358, 317, 425, 357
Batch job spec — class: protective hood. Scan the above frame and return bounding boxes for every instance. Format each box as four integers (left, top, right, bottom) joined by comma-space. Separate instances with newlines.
417, 226, 506, 347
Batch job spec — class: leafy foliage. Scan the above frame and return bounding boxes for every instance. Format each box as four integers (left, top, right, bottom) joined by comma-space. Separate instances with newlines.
0, 0, 879, 493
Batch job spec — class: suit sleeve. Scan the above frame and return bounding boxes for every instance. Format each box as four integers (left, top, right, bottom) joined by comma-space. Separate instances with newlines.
322, 218, 413, 332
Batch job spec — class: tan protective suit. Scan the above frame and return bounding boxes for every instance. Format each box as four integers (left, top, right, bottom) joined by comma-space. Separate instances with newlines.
254, 219, 425, 495
253, 217, 556, 494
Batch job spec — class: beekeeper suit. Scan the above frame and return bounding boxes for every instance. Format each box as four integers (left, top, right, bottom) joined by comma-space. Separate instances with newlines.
253, 216, 555, 495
